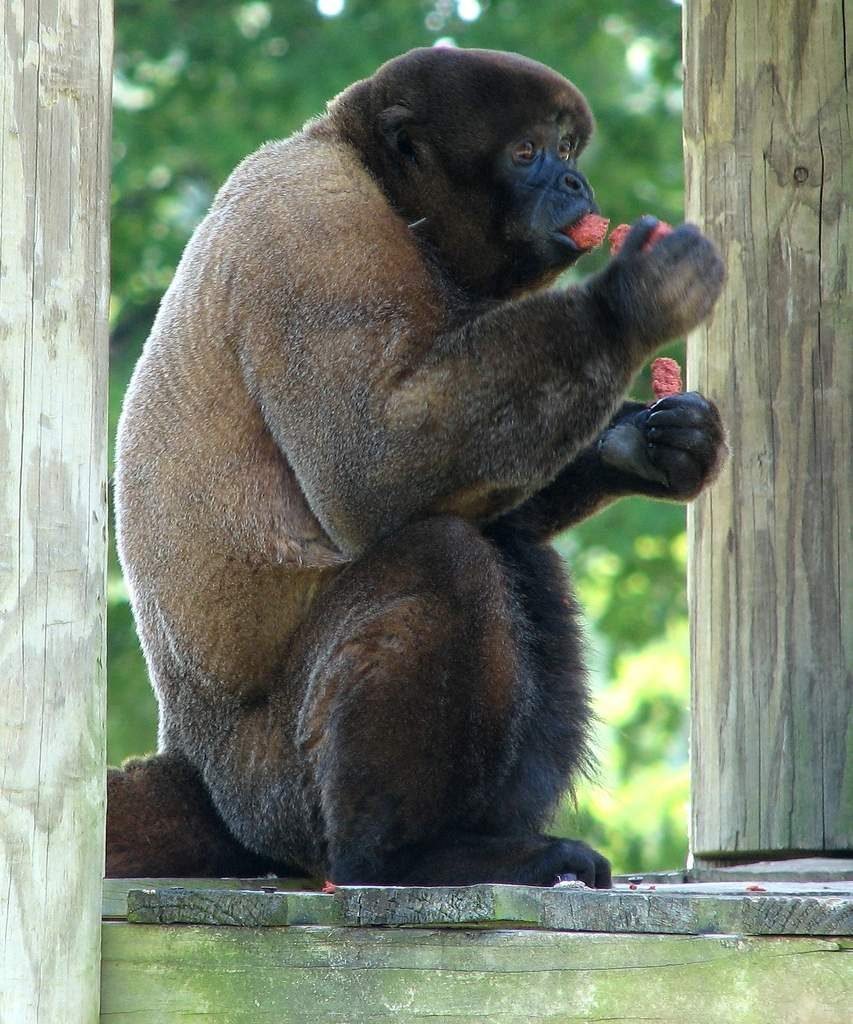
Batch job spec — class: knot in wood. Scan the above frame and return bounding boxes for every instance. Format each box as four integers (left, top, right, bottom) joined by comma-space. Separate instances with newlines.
793, 166, 809, 184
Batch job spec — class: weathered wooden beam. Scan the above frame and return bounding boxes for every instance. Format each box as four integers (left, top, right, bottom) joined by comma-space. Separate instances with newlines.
102, 875, 318, 919
616, 857, 853, 885
0, 2, 112, 1021
335, 882, 544, 928
128, 887, 343, 928
684, 0, 851, 860
540, 887, 853, 937
100, 922, 852, 1023
687, 858, 853, 884
124, 882, 853, 937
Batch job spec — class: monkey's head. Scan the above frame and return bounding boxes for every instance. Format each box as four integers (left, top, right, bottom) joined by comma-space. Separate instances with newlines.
328, 47, 597, 297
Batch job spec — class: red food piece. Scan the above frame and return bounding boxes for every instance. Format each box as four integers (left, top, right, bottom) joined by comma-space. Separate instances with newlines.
564, 213, 610, 250
609, 219, 674, 255
745, 884, 767, 893
651, 357, 682, 400
321, 880, 338, 894
608, 223, 631, 254
628, 883, 638, 890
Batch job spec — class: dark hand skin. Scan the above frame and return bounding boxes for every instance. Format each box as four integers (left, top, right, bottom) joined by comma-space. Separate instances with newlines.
108, 48, 726, 888
502, 393, 726, 541
588, 216, 724, 348
599, 393, 727, 499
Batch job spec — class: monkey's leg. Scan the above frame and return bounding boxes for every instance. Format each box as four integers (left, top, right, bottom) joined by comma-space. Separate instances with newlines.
290, 516, 608, 887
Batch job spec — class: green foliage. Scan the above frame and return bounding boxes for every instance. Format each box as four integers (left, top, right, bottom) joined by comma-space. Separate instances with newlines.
109, 0, 690, 872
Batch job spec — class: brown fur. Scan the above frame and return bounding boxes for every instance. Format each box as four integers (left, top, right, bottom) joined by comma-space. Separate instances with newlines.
109, 48, 725, 884
106, 754, 278, 877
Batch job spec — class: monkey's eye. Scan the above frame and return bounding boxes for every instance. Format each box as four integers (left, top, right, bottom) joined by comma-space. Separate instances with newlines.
558, 137, 576, 161
513, 140, 536, 163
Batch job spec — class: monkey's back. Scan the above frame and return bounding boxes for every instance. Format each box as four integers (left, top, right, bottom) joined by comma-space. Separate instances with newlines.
115, 129, 423, 713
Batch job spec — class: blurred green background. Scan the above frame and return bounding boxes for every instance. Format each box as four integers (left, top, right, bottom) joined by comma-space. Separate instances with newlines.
109, 0, 691, 874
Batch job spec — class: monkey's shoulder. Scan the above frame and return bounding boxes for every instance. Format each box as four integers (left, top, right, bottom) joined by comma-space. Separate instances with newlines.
202, 131, 430, 297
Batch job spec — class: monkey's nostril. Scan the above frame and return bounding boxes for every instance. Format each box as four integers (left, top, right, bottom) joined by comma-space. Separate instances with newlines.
564, 174, 583, 192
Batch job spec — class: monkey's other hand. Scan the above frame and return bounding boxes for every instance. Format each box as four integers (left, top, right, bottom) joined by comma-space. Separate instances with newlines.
599, 392, 727, 500
591, 217, 725, 349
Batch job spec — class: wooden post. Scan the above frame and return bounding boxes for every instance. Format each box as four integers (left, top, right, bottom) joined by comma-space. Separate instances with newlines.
684, 0, 850, 862
0, 1, 112, 1020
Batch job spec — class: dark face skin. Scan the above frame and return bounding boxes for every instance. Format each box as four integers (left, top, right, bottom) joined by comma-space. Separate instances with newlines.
496, 118, 598, 283
331, 47, 597, 296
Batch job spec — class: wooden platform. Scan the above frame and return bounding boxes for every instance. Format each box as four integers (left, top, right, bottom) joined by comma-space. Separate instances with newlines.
100, 875, 853, 1023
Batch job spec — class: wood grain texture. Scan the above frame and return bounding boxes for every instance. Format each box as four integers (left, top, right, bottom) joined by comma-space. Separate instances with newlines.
616, 857, 853, 885
683, 0, 851, 858
0, 2, 112, 1021
540, 886, 853, 937
123, 882, 853, 937
101, 875, 318, 919
100, 922, 852, 1023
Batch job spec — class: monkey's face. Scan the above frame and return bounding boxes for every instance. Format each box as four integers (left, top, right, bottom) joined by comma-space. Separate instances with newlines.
495, 119, 598, 281
335, 48, 597, 296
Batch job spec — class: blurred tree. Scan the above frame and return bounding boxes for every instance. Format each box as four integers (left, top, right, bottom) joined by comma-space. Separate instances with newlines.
109, 0, 691, 872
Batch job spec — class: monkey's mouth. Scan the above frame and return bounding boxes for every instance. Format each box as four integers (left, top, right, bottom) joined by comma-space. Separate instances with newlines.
559, 213, 610, 252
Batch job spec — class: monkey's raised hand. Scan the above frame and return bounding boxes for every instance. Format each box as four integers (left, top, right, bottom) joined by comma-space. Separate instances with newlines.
590, 217, 725, 349
598, 392, 726, 500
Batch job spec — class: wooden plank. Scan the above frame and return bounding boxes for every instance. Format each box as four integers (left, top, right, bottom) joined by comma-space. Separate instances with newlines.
336, 882, 544, 928
128, 887, 343, 928
691, 858, 853, 883
104, 865, 853, 919
124, 883, 853, 937
684, 2, 851, 857
0, 2, 112, 1022
102, 876, 317, 919
541, 888, 853, 937
613, 881, 853, 897
618, 857, 853, 885
100, 922, 852, 1023
125, 884, 543, 929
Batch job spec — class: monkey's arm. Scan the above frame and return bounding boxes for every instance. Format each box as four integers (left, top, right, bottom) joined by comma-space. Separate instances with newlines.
238, 220, 723, 553
493, 394, 727, 541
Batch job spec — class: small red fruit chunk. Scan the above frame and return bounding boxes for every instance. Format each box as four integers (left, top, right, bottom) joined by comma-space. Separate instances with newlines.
651, 357, 682, 400
565, 213, 610, 250
608, 223, 631, 254
321, 880, 338, 894
745, 884, 767, 893
609, 219, 674, 255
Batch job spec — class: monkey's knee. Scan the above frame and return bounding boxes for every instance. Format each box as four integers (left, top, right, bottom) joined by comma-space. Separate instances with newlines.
302, 570, 520, 873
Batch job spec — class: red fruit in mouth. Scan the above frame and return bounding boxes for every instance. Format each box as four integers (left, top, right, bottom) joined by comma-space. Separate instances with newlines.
564, 213, 609, 250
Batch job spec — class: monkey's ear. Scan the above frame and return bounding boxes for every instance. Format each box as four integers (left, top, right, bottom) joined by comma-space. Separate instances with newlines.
378, 104, 419, 161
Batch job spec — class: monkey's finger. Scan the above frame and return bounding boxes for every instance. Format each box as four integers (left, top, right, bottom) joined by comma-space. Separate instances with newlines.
648, 223, 707, 266
647, 426, 717, 459
648, 407, 713, 431
648, 421, 724, 453
616, 215, 661, 259
647, 391, 716, 423
648, 396, 723, 434
646, 445, 702, 492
